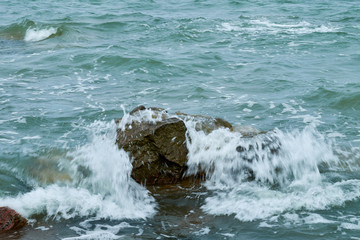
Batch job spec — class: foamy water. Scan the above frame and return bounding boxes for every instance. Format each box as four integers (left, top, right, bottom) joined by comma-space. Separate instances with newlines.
1, 0, 360, 238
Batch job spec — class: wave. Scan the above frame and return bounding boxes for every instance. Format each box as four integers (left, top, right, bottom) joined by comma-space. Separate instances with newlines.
305, 86, 360, 112
1, 107, 360, 225
0, 19, 63, 42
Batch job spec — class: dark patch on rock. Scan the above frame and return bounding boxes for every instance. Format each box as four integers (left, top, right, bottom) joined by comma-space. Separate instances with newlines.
236, 133, 282, 181
116, 107, 188, 185
0, 207, 27, 232
236, 133, 281, 163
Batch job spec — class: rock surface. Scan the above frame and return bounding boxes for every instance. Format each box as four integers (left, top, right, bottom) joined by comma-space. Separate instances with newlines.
116, 107, 188, 185
0, 207, 27, 232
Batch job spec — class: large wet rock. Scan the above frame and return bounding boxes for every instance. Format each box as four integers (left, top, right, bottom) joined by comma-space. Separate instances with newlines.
116, 107, 189, 185
116, 106, 233, 185
0, 207, 27, 232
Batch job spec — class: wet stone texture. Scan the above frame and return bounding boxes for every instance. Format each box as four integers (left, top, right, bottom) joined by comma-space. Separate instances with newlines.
116, 107, 189, 185
0, 207, 27, 232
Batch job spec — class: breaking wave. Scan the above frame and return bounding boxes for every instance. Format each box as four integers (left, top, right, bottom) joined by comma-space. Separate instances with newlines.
0, 120, 156, 221
0, 19, 62, 42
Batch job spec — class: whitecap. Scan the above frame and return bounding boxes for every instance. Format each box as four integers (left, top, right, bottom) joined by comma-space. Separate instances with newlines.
22, 135, 41, 140
24, 27, 58, 42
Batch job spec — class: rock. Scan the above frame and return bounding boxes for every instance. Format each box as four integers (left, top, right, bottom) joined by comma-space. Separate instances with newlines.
116, 107, 189, 185
0, 207, 27, 232
116, 106, 278, 185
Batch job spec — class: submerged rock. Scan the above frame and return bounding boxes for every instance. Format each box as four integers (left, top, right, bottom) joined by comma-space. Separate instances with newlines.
0, 207, 27, 232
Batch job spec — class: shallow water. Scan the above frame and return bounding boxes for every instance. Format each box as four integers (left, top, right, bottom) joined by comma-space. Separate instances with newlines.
1, 0, 360, 239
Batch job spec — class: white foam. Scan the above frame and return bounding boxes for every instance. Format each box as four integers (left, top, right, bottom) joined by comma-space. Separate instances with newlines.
63, 222, 132, 240
202, 179, 360, 222
289, 114, 323, 125
35, 226, 50, 231
327, 131, 346, 138
251, 19, 311, 28
277, 212, 336, 226
193, 227, 210, 236
218, 19, 338, 35
269, 102, 276, 109
22, 135, 41, 140
219, 23, 241, 32
302, 213, 336, 224
24, 27, 58, 42
341, 222, 360, 230
221, 233, 235, 237
62, 232, 119, 240
117, 105, 169, 131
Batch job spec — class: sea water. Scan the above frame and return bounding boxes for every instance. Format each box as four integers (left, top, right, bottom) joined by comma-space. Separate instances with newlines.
1, 0, 360, 239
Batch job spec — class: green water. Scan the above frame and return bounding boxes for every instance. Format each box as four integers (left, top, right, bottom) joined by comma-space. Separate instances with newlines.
1, 0, 360, 239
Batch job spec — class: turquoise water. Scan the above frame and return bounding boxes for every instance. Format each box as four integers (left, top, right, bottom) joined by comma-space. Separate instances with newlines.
1, 0, 360, 239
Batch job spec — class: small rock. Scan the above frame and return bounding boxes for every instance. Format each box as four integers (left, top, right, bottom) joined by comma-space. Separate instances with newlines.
0, 207, 27, 232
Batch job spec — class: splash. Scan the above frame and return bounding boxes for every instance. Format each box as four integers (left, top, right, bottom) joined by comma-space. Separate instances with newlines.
184, 120, 360, 221
185, 121, 337, 187
117, 105, 169, 131
0, 120, 156, 220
